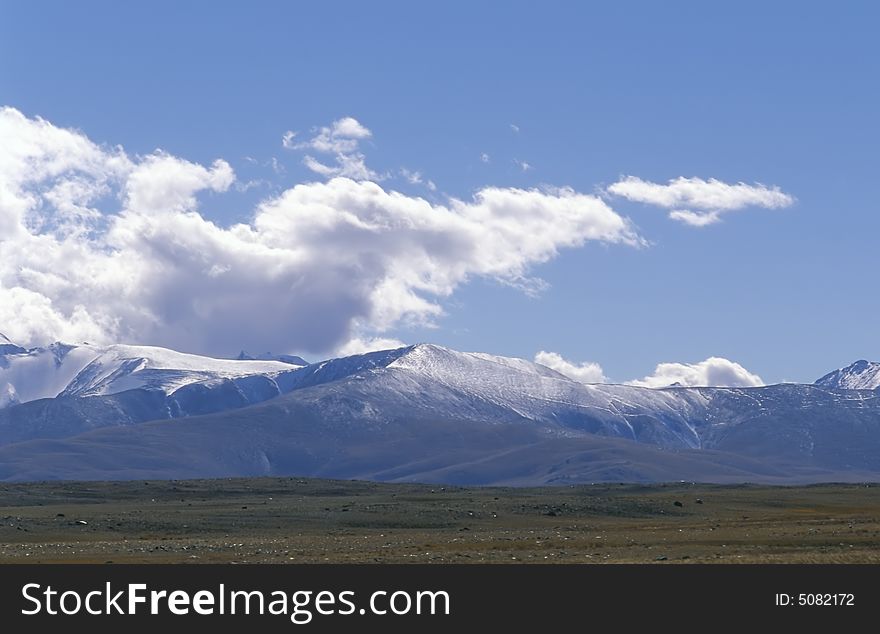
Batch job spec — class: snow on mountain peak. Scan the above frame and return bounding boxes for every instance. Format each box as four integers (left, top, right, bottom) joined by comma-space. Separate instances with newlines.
814, 360, 880, 390
58, 344, 297, 397
0, 333, 26, 356
0, 342, 300, 407
388, 343, 570, 382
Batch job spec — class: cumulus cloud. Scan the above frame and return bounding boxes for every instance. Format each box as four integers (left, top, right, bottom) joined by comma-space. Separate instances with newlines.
534, 351, 606, 383
514, 159, 532, 172
480, 152, 490, 163
628, 357, 764, 388
607, 176, 794, 226
124, 153, 234, 213
0, 107, 642, 357
509, 124, 520, 133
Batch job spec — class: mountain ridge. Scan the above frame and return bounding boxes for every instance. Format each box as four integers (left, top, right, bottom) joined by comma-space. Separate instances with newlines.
815, 359, 880, 391
0, 341, 302, 408
1, 340, 880, 484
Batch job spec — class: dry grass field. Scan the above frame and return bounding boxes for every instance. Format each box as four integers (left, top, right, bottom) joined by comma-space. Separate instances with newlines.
1, 478, 879, 563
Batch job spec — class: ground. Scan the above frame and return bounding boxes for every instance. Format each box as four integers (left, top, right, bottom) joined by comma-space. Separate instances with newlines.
1, 478, 879, 563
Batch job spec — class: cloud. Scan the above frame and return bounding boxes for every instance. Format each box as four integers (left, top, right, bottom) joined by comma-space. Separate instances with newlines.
509, 124, 520, 133
480, 153, 490, 163
281, 130, 297, 149
400, 168, 423, 185
534, 351, 606, 383
606, 176, 794, 226
514, 159, 532, 172
667, 209, 722, 227
295, 116, 372, 154
302, 152, 379, 181
0, 107, 132, 237
330, 116, 371, 141
335, 336, 407, 357
0, 107, 642, 357
628, 357, 764, 388
284, 116, 382, 181
124, 153, 234, 214
400, 168, 436, 192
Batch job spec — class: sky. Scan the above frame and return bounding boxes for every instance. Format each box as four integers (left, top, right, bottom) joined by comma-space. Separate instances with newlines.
0, 1, 878, 386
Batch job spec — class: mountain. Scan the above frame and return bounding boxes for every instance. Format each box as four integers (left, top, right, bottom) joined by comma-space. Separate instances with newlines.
1, 342, 879, 484
0, 341, 301, 409
236, 350, 309, 366
815, 360, 880, 390
0, 341, 306, 443
0, 333, 26, 357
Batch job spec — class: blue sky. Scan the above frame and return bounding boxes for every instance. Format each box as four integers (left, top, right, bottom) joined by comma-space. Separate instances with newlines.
1, 1, 878, 385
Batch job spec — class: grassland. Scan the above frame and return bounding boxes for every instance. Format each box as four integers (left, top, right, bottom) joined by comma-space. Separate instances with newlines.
1, 478, 879, 563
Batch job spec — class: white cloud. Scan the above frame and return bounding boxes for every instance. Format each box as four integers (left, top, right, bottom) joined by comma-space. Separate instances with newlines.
667, 209, 722, 227
281, 130, 297, 149
302, 152, 379, 181
514, 159, 532, 172
607, 176, 795, 226
534, 351, 606, 383
331, 116, 371, 140
335, 336, 407, 357
509, 124, 520, 133
480, 152, 490, 163
288, 116, 382, 181
400, 168, 436, 192
301, 155, 340, 177
0, 106, 131, 237
628, 357, 764, 388
124, 153, 234, 214
294, 116, 372, 155
400, 168, 423, 184
0, 107, 642, 357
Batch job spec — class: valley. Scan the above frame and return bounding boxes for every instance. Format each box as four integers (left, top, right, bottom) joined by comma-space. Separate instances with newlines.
2, 478, 879, 564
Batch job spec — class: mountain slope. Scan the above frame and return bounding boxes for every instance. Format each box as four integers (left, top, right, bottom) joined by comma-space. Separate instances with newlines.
0, 341, 301, 408
815, 360, 880, 390
0, 340, 307, 444
1, 343, 880, 484
0, 333, 26, 357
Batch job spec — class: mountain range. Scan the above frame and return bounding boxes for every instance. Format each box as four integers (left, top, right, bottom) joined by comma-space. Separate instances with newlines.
1, 333, 879, 484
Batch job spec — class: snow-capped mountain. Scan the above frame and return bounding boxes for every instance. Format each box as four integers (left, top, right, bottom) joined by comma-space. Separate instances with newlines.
1, 341, 880, 484
0, 333, 26, 357
285, 343, 708, 448
0, 337, 301, 408
236, 350, 309, 366
815, 360, 880, 390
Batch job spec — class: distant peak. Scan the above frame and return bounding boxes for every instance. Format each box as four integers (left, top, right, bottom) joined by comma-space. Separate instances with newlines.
408, 342, 450, 353
236, 350, 308, 366
0, 333, 27, 356
815, 359, 880, 390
